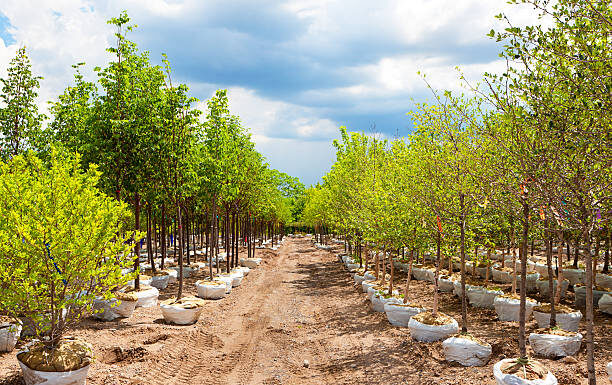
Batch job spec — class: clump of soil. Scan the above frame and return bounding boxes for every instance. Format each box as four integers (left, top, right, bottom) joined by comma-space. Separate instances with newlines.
499, 358, 548, 380
114, 292, 138, 302
388, 303, 424, 308
161, 297, 205, 309
102, 346, 147, 364
18, 337, 93, 372
0, 315, 17, 325
499, 293, 537, 303
196, 279, 225, 286
412, 311, 454, 326
534, 303, 576, 314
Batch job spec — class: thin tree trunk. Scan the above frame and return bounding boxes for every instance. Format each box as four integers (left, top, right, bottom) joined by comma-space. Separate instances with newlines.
518, 198, 529, 359
134, 193, 141, 290
582, 228, 595, 385
459, 193, 468, 333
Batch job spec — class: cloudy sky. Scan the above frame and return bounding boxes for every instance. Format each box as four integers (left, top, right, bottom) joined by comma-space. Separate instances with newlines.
0, 0, 535, 185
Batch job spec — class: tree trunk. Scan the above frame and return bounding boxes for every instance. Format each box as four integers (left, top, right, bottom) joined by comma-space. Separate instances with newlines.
582, 228, 595, 385
459, 192, 468, 333
134, 193, 141, 290
403, 248, 415, 304
433, 231, 441, 317
177, 203, 184, 300
147, 203, 155, 273
518, 198, 529, 359
161, 203, 167, 270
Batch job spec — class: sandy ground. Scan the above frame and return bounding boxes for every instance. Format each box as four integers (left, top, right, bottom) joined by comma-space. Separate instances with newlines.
0, 236, 610, 385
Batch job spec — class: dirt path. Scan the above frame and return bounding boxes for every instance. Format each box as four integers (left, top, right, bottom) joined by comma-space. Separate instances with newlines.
1, 236, 610, 385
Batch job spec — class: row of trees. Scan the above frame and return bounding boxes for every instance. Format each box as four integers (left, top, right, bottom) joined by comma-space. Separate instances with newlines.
302, 0, 610, 383
0, 12, 302, 347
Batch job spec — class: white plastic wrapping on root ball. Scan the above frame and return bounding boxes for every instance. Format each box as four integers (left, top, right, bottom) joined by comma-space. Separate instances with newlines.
18, 359, 90, 385
492, 359, 557, 385
467, 287, 503, 309
0, 322, 22, 352
235, 266, 250, 276
196, 281, 226, 300
161, 303, 204, 325
533, 310, 582, 332
134, 286, 159, 308
595, 274, 612, 290
164, 269, 178, 284
442, 336, 492, 367
529, 332, 582, 358
362, 280, 377, 294
240, 258, 262, 269
364, 272, 376, 281
215, 276, 233, 294
408, 317, 459, 342
492, 268, 514, 284
562, 268, 585, 286
346, 263, 360, 272
536, 279, 569, 300
494, 297, 538, 322
598, 293, 612, 315
453, 281, 475, 297
518, 273, 540, 293
412, 268, 435, 282
370, 292, 401, 312
534, 263, 549, 278
353, 273, 366, 286
150, 274, 170, 290
384, 303, 425, 327
437, 277, 455, 292
230, 270, 244, 287
607, 361, 612, 383
574, 286, 609, 308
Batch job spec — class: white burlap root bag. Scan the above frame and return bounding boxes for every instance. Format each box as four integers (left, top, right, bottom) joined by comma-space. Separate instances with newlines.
521, 273, 540, 293
362, 280, 377, 294
574, 286, 609, 308
215, 276, 234, 294
346, 263, 360, 272
19, 360, 90, 385
412, 268, 435, 282
536, 280, 569, 299
528, 332, 582, 357
170, 266, 192, 279
92, 298, 122, 321
442, 337, 492, 366
196, 281, 227, 299
598, 293, 612, 315
230, 270, 244, 287
364, 272, 376, 281
240, 258, 262, 269
161, 303, 204, 325
437, 277, 455, 292
533, 310, 582, 332
453, 281, 475, 297
128, 277, 152, 287
384, 303, 425, 327
150, 274, 170, 290
534, 263, 549, 278
493, 359, 557, 385
563, 269, 585, 286
492, 268, 514, 284
607, 361, 612, 382
135, 286, 159, 308
235, 266, 250, 276
408, 317, 459, 342
467, 287, 503, 309
165, 269, 178, 284
0, 323, 22, 352
494, 297, 538, 322
595, 274, 612, 290
353, 273, 366, 286
341, 255, 349, 264
371, 293, 401, 312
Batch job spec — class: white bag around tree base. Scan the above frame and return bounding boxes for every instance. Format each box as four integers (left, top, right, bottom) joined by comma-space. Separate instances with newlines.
229, 270, 244, 287
215, 276, 233, 293
150, 274, 170, 290
92, 298, 137, 321
353, 273, 366, 286
240, 258, 262, 269
196, 281, 227, 299
598, 293, 612, 315
371, 292, 401, 312
442, 336, 492, 367
528, 332, 582, 357
412, 267, 435, 282
494, 297, 538, 322
408, 317, 459, 342
384, 303, 426, 327
595, 274, 612, 290
536, 279, 569, 299
467, 287, 503, 309
134, 286, 159, 308
574, 286, 609, 308
562, 268, 585, 286
235, 266, 250, 276
493, 359, 557, 385
362, 280, 377, 294
533, 310, 582, 332
0, 322, 22, 352
161, 303, 204, 325
492, 268, 514, 284
346, 263, 360, 272
437, 277, 455, 292
607, 361, 612, 383
165, 269, 178, 284
18, 359, 90, 385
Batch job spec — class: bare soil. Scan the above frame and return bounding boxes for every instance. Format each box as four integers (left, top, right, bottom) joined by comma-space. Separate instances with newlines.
0, 237, 610, 385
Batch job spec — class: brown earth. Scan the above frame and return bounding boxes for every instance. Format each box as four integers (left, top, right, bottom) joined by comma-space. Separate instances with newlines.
0, 237, 610, 385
